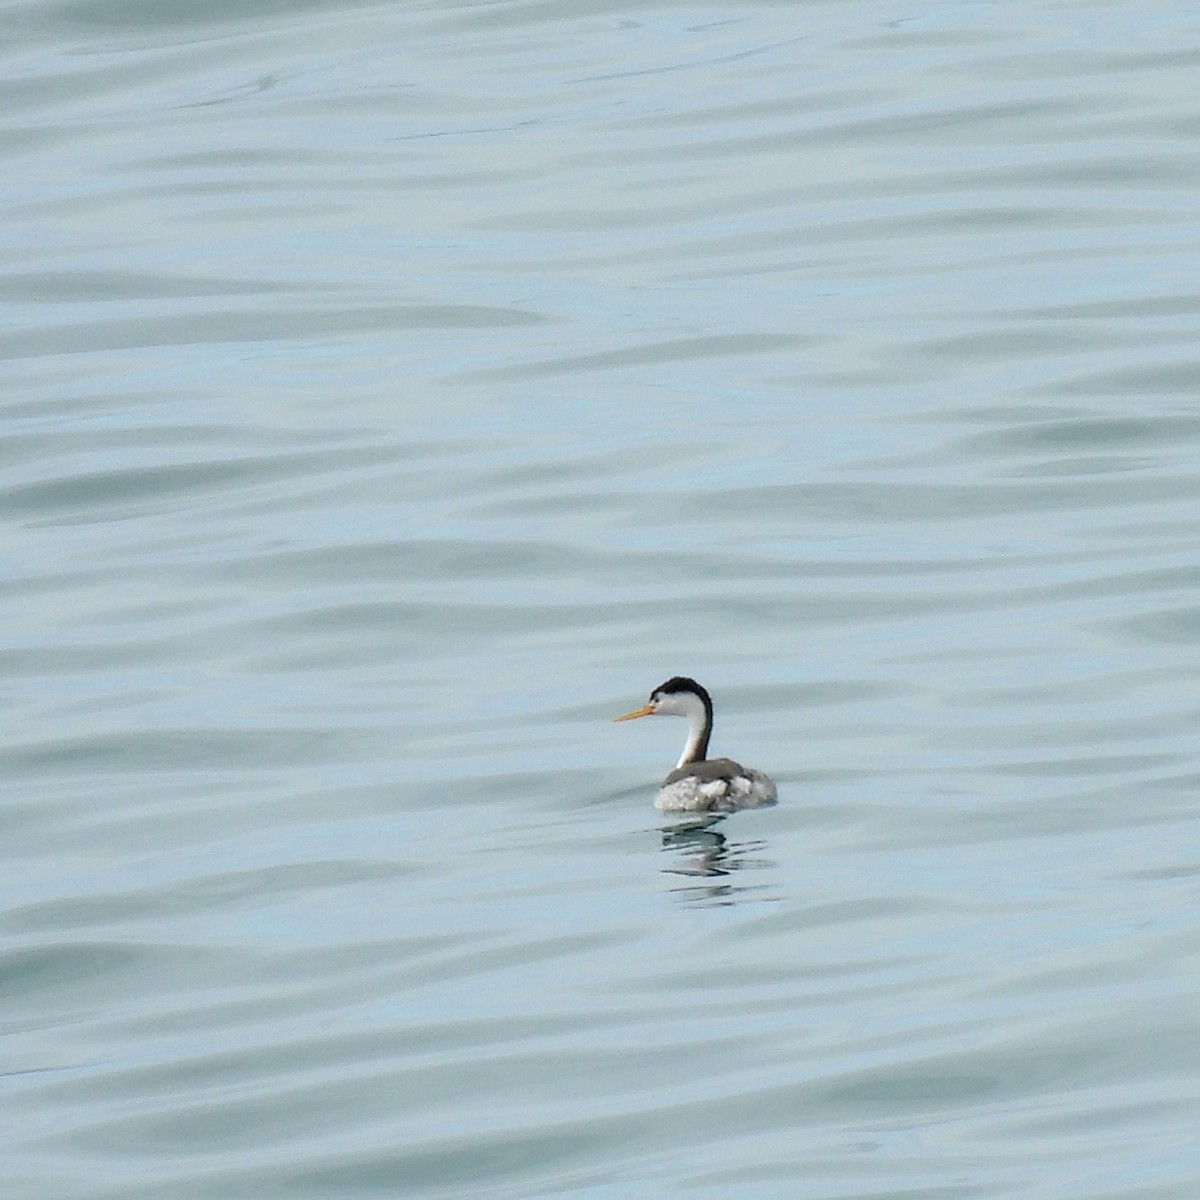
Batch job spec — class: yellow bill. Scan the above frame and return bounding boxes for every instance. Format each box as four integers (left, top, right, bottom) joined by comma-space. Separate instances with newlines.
613, 704, 654, 722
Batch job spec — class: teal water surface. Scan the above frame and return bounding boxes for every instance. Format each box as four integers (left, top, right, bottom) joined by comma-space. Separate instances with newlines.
4, 1, 1200, 1198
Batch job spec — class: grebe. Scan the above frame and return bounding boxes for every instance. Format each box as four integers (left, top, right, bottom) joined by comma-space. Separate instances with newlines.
613, 676, 777, 812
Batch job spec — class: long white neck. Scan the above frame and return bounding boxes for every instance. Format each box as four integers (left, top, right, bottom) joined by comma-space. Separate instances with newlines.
676, 692, 712, 768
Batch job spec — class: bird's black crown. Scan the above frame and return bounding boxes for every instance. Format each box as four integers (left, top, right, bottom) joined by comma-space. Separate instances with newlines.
652, 676, 712, 705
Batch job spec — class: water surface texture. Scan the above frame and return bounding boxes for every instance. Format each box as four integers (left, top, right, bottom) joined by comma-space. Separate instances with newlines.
5, 1, 1200, 1197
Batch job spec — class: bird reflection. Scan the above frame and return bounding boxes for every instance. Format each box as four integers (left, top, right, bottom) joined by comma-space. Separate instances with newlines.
658, 814, 777, 906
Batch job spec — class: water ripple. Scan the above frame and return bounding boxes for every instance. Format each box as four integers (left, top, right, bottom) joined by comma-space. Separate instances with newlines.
5, 1, 1200, 1198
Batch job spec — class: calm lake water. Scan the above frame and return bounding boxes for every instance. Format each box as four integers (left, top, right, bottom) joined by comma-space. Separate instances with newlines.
5, 1, 1200, 1197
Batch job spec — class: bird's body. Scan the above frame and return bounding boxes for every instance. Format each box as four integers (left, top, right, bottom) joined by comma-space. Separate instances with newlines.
613, 677, 777, 812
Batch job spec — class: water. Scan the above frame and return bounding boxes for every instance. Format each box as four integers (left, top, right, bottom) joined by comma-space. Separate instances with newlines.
4, 0, 1200, 1196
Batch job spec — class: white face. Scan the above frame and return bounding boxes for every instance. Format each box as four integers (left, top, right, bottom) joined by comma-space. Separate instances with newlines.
649, 689, 692, 717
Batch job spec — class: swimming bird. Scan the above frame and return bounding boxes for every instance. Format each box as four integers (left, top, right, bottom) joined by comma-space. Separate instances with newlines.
613, 676, 777, 812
